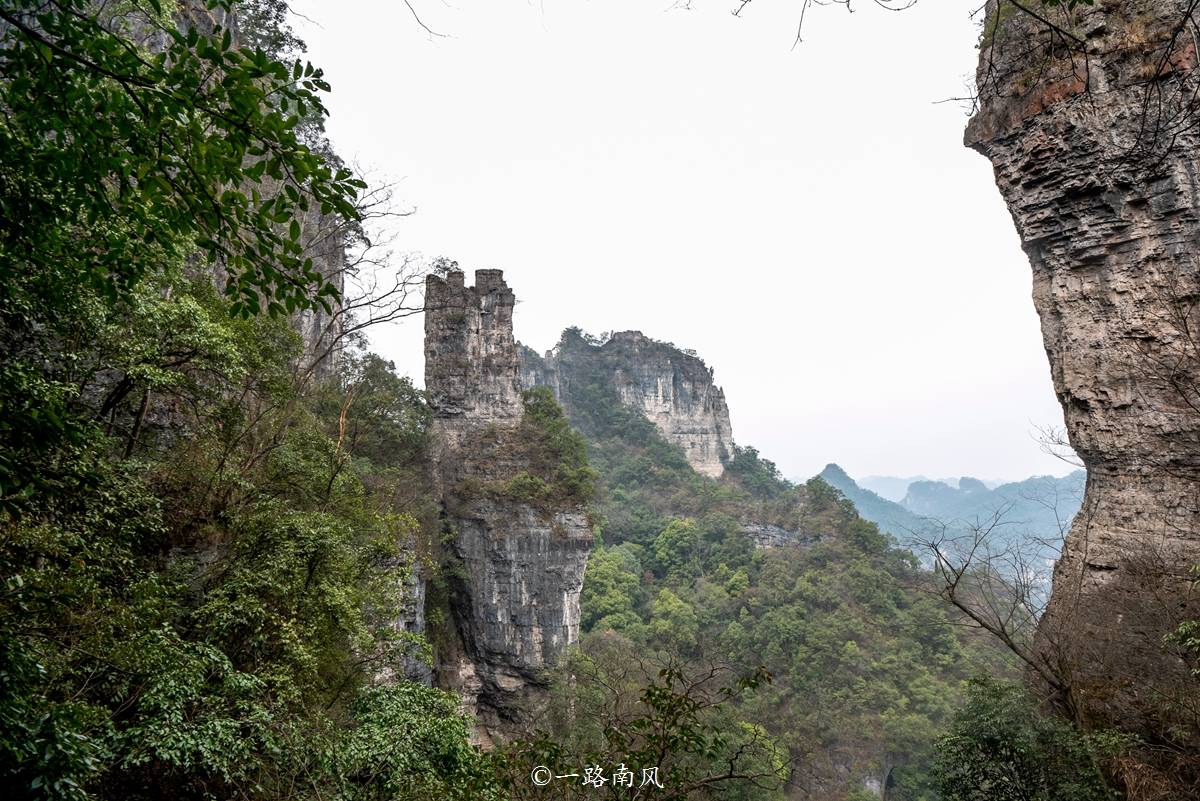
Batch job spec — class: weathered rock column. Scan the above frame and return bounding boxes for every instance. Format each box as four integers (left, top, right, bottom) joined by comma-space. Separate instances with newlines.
425, 270, 592, 742
967, 0, 1200, 775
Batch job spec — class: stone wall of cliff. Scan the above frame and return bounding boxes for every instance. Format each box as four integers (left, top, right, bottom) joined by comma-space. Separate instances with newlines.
425, 270, 592, 743
169, 1, 347, 380
968, 0, 1200, 787
521, 329, 735, 477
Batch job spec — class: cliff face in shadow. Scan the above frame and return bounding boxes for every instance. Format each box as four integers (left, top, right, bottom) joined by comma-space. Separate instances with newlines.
967, 0, 1200, 787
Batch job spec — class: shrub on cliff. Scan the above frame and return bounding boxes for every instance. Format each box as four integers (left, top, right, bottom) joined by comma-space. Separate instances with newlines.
517, 387, 598, 506
933, 678, 1121, 801
500, 633, 787, 801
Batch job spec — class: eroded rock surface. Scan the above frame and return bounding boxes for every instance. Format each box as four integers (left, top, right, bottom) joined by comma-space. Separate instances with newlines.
968, 0, 1200, 773
521, 330, 735, 477
425, 270, 592, 742
739, 522, 818, 550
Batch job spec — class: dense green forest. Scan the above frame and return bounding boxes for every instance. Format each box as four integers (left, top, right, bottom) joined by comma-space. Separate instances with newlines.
0, 2, 496, 798
0, 2, 1147, 800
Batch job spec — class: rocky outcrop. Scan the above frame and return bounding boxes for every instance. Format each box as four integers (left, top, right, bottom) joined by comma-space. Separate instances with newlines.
522, 329, 735, 477
292, 206, 347, 380
425, 270, 592, 742
968, 0, 1200, 779
739, 522, 818, 550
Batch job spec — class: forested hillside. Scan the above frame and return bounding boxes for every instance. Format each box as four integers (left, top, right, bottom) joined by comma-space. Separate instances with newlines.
0, 3, 493, 798
514, 329, 1119, 799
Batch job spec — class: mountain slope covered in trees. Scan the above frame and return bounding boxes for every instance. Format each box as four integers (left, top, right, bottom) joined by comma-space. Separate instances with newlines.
523, 330, 1023, 799
0, 4, 494, 798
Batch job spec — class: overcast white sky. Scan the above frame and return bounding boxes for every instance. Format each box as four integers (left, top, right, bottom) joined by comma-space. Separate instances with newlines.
289, 0, 1073, 484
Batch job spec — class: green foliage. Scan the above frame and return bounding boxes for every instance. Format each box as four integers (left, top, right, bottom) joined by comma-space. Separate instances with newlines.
648, 588, 700, 654
237, 0, 306, 59
1169, 618, 1200, 676
0, 0, 359, 314
0, 3, 502, 799
1166, 566, 1200, 677
326, 684, 501, 801
311, 353, 431, 470
724, 446, 789, 500
580, 545, 646, 636
502, 634, 787, 801
653, 518, 702, 581
0, 261, 494, 799
500, 471, 554, 503
0, 0, 364, 511
515, 387, 598, 506
933, 678, 1120, 801
548, 328, 1016, 798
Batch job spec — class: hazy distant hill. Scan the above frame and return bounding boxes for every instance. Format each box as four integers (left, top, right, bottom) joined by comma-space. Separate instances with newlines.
818, 464, 939, 546
902, 472, 1085, 536
819, 463, 1086, 551
858, 474, 1005, 500
858, 474, 929, 502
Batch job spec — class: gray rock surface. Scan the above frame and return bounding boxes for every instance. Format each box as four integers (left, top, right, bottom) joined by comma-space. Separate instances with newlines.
425, 270, 592, 742
968, 0, 1200, 751
739, 522, 818, 550
522, 330, 735, 477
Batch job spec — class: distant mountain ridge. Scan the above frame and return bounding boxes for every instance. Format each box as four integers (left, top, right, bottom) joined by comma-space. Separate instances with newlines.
858, 474, 1005, 501
819, 463, 1086, 551
818, 464, 934, 545
857, 474, 930, 502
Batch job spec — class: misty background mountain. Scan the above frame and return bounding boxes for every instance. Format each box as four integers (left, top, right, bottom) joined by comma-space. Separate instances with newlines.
818, 463, 1086, 553
857, 474, 1004, 501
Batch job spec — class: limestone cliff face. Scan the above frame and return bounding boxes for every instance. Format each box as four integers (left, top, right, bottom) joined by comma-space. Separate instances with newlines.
292, 204, 348, 379
521, 330, 735, 477
425, 270, 592, 741
173, 1, 345, 380
968, 0, 1200, 765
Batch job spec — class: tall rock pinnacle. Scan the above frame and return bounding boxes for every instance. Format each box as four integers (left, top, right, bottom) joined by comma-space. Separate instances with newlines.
424, 269, 592, 743
967, 0, 1200, 777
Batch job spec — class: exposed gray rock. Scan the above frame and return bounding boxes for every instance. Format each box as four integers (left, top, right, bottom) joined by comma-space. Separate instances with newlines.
292, 203, 348, 380
522, 330, 735, 477
968, 0, 1200, 756
426, 270, 524, 422
425, 270, 592, 742
373, 558, 432, 686
440, 504, 590, 733
739, 522, 818, 549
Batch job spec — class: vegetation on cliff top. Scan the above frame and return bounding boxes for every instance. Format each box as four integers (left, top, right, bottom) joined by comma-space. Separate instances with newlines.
504, 387, 598, 507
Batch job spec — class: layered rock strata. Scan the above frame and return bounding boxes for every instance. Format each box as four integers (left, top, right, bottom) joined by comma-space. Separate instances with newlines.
967, 0, 1200, 774
425, 270, 592, 742
739, 522, 818, 550
521, 330, 735, 477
